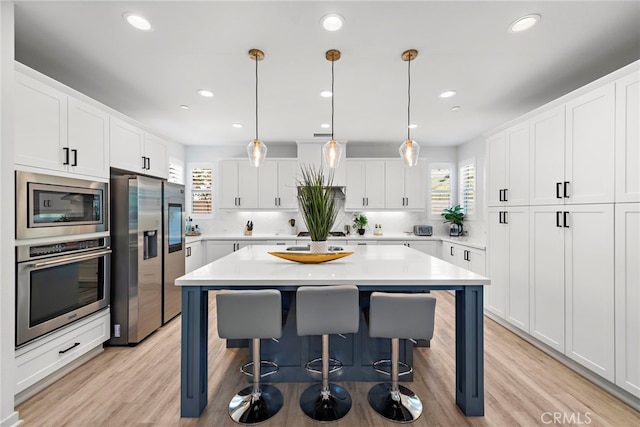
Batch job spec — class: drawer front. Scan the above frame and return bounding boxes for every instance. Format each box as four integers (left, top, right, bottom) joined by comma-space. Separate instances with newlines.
16, 309, 110, 393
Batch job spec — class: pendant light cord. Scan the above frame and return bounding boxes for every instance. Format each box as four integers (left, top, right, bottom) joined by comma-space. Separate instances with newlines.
331, 58, 335, 140
255, 54, 259, 141
407, 55, 411, 141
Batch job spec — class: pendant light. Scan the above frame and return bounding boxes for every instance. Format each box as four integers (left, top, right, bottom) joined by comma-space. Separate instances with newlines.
247, 49, 267, 167
323, 49, 343, 169
399, 49, 420, 167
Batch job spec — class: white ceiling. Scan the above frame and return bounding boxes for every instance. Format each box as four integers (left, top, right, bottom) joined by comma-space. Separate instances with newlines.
13, 1, 640, 147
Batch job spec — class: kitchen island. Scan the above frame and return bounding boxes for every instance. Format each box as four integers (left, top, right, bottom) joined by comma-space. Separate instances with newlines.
176, 244, 490, 418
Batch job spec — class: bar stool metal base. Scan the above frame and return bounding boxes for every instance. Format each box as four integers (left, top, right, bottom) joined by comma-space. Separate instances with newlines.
228, 385, 283, 425
300, 383, 352, 422
367, 383, 423, 423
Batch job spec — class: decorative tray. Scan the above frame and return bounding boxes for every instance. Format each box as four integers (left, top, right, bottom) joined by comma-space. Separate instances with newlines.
268, 251, 354, 264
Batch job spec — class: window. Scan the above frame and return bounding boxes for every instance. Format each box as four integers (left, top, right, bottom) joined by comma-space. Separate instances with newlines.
430, 165, 453, 217
458, 159, 476, 216
190, 167, 212, 215
168, 159, 184, 185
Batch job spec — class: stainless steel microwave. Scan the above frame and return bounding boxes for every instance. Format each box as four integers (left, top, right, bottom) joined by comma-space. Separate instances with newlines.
16, 171, 108, 240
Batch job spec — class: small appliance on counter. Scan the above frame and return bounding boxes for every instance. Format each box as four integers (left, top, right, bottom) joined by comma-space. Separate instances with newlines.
413, 225, 433, 236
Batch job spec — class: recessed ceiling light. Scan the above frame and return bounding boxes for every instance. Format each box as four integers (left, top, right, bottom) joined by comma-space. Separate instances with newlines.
452, 106, 461, 111
320, 123, 331, 129
123, 12, 152, 31
197, 89, 214, 98
509, 14, 541, 33
232, 123, 243, 128
439, 90, 457, 99
408, 124, 418, 129
320, 90, 333, 98
179, 105, 189, 110
321, 13, 344, 31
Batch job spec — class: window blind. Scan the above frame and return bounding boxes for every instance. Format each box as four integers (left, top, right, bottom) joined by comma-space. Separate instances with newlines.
191, 168, 212, 214
430, 167, 452, 216
459, 162, 475, 216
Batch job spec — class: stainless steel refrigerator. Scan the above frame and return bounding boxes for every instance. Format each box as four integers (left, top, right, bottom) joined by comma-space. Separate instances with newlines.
162, 181, 185, 323
109, 174, 184, 345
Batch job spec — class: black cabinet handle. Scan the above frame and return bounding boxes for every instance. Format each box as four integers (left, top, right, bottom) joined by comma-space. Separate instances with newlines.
498, 212, 503, 224
71, 149, 78, 166
498, 189, 503, 202
146, 157, 151, 170
556, 211, 562, 227
564, 181, 570, 198
142, 156, 146, 169
464, 250, 470, 261
450, 246, 454, 256
556, 182, 562, 199
59, 342, 80, 354
63, 147, 70, 165
563, 211, 570, 228
503, 211, 508, 224
503, 188, 508, 202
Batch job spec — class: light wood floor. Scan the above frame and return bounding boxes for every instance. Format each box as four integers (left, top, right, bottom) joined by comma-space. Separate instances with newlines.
17, 291, 639, 426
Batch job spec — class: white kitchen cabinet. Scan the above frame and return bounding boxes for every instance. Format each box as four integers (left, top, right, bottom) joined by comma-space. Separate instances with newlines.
564, 204, 614, 381
348, 240, 378, 247
615, 203, 640, 397
487, 207, 529, 331
296, 141, 346, 186
565, 83, 615, 205
529, 106, 566, 206
185, 240, 204, 273
442, 242, 486, 276
15, 309, 110, 396
384, 161, 426, 210
110, 118, 168, 179
219, 160, 259, 209
258, 160, 298, 210
15, 72, 109, 179
615, 72, 640, 203
345, 160, 385, 210
486, 122, 529, 207
266, 239, 297, 247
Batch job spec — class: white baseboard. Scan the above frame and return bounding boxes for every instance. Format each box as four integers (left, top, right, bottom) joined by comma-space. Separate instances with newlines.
0, 411, 21, 427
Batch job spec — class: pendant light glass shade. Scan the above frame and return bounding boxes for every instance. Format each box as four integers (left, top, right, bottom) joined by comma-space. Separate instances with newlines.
324, 50, 342, 169
323, 139, 342, 168
248, 49, 267, 167
247, 139, 267, 167
400, 139, 420, 167
400, 49, 420, 168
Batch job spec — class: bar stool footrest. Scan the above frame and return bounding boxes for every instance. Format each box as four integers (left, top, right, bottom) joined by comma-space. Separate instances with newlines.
372, 359, 413, 377
241, 360, 279, 378
305, 357, 343, 375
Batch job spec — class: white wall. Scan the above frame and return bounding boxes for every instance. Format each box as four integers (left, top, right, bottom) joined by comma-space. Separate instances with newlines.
185, 143, 459, 237
0, 2, 19, 426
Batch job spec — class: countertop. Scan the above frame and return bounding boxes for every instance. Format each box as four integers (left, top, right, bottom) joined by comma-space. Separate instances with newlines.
176, 244, 491, 287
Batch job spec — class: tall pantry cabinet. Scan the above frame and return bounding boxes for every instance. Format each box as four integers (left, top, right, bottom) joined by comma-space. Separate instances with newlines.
486, 61, 639, 395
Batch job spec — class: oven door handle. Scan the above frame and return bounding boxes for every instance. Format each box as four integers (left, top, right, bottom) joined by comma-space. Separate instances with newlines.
29, 249, 112, 268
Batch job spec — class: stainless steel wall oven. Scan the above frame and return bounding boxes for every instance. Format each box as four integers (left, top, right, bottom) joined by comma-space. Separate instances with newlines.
16, 171, 108, 240
16, 237, 111, 347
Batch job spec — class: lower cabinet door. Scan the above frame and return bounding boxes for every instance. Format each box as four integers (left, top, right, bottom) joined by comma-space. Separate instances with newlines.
487, 210, 507, 318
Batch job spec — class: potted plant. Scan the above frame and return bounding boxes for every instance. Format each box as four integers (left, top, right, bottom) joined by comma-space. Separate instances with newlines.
297, 165, 338, 253
442, 205, 465, 236
352, 213, 368, 236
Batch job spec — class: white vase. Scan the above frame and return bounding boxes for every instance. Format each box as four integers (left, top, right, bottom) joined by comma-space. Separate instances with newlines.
310, 240, 328, 253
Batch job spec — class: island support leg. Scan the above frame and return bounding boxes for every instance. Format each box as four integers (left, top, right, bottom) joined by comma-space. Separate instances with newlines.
181, 287, 209, 417
455, 286, 484, 416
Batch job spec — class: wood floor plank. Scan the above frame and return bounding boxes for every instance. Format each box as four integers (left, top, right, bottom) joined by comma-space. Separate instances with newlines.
16, 291, 639, 426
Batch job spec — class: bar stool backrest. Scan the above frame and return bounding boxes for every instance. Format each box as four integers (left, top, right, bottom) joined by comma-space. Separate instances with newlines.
296, 285, 359, 336
216, 289, 282, 340
369, 292, 436, 340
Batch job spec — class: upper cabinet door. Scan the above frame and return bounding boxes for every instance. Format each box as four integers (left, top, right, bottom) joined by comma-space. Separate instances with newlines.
110, 117, 144, 173
67, 97, 109, 179
384, 161, 405, 209
365, 161, 386, 209
486, 131, 506, 206
345, 160, 366, 210
400, 161, 426, 209
529, 106, 566, 206
15, 73, 68, 173
258, 161, 279, 208
615, 72, 640, 203
219, 160, 239, 209
143, 133, 168, 179
237, 161, 259, 208
505, 122, 529, 206
565, 83, 615, 204
277, 160, 299, 210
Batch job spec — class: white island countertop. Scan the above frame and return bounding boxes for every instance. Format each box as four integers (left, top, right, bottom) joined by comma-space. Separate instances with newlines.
175, 244, 490, 288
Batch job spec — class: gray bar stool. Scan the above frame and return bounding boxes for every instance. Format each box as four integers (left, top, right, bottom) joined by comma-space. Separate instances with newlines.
368, 292, 436, 423
296, 285, 359, 422
216, 289, 284, 425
